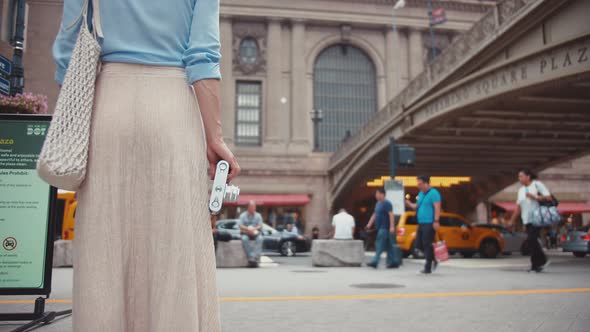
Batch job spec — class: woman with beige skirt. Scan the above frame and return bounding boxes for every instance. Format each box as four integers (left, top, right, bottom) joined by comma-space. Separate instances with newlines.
52, 0, 240, 331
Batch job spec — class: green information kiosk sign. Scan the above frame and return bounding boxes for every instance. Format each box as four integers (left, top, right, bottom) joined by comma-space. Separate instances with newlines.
0, 114, 56, 296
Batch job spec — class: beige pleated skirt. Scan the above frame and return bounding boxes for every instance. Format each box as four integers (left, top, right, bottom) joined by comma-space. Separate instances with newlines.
73, 63, 220, 332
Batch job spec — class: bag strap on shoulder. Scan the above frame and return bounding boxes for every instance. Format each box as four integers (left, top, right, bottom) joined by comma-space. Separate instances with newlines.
66, 0, 103, 39
91, 0, 104, 39
533, 180, 551, 197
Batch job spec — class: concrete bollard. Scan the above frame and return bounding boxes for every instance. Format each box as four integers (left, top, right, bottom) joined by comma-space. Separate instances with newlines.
311, 240, 364, 267
215, 241, 249, 268
53, 239, 74, 267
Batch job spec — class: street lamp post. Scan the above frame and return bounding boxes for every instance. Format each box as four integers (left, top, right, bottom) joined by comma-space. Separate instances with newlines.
392, 0, 405, 31
310, 109, 323, 151
427, 0, 438, 62
11, 0, 26, 95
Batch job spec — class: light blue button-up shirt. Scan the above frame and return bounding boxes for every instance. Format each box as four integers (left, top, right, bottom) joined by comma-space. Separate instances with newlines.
238, 212, 263, 228
53, 0, 221, 84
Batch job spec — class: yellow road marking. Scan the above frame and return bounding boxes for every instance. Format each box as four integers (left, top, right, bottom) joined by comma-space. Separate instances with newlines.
0, 299, 72, 304
220, 288, 590, 302
1, 288, 589, 305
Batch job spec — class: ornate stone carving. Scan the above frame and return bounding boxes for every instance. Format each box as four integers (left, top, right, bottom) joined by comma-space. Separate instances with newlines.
429, 10, 496, 83
455, 38, 470, 57
341, 24, 352, 42
233, 22, 267, 75
422, 32, 453, 50
422, 32, 456, 64
415, 72, 428, 92
497, 0, 528, 25
320, 0, 492, 13
480, 10, 498, 35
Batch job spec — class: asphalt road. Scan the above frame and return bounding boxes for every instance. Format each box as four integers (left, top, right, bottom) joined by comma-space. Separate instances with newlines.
1, 250, 589, 332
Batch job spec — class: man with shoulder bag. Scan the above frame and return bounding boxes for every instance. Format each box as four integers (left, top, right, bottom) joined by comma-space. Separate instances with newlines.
406, 176, 441, 275
508, 168, 555, 273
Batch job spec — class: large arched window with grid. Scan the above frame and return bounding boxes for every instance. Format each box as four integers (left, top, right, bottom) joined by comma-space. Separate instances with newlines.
313, 44, 377, 152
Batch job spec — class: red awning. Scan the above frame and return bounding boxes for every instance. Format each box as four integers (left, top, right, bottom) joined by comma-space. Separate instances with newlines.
493, 201, 590, 214
224, 194, 311, 206
493, 202, 518, 212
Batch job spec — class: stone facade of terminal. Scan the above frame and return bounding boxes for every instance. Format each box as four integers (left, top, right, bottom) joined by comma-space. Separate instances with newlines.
0, 0, 588, 235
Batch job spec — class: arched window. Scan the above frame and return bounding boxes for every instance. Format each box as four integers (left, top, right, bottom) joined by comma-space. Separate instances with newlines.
313, 44, 377, 152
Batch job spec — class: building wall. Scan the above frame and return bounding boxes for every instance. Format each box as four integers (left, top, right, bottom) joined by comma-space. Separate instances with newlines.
217, 0, 487, 236
23, 0, 62, 105
14, 0, 588, 237
0, 0, 15, 65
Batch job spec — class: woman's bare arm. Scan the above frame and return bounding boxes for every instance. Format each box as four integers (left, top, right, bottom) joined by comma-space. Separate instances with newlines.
192, 79, 240, 182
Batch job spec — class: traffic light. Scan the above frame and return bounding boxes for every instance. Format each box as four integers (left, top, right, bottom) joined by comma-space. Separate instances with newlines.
396, 144, 415, 167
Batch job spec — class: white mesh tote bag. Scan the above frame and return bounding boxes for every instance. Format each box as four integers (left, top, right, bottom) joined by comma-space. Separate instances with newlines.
37, 0, 103, 190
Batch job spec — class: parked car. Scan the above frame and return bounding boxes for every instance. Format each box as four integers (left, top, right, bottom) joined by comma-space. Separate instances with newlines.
561, 225, 590, 258
474, 224, 527, 255
56, 190, 77, 240
216, 219, 311, 256
396, 212, 505, 259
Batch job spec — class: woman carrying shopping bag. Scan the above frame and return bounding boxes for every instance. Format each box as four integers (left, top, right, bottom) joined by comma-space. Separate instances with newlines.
508, 169, 553, 273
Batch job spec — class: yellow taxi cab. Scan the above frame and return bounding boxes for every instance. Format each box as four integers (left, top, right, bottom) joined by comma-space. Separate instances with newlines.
57, 190, 77, 240
396, 211, 505, 259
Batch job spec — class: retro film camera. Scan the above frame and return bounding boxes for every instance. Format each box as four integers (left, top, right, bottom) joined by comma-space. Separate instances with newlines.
209, 160, 240, 215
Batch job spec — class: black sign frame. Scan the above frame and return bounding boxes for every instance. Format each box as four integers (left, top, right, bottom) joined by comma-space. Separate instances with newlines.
0, 113, 56, 297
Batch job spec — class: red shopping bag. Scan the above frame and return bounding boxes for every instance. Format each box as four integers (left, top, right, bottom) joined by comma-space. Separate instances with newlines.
433, 241, 449, 262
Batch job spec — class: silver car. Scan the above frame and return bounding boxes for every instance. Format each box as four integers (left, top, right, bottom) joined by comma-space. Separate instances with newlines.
216, 219, 311, 256
475, 224, 527, 255
561, 226, 590, 258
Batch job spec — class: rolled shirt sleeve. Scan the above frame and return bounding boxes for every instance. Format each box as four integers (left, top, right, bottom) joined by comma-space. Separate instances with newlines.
255, 213, 263, 227
535, 181, 551, 196
52, 0, 85, 84
182, 0, 222, 83
432, 190, 442, 203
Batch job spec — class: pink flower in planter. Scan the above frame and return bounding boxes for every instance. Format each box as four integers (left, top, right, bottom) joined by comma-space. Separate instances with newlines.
0, 92, 49, 114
